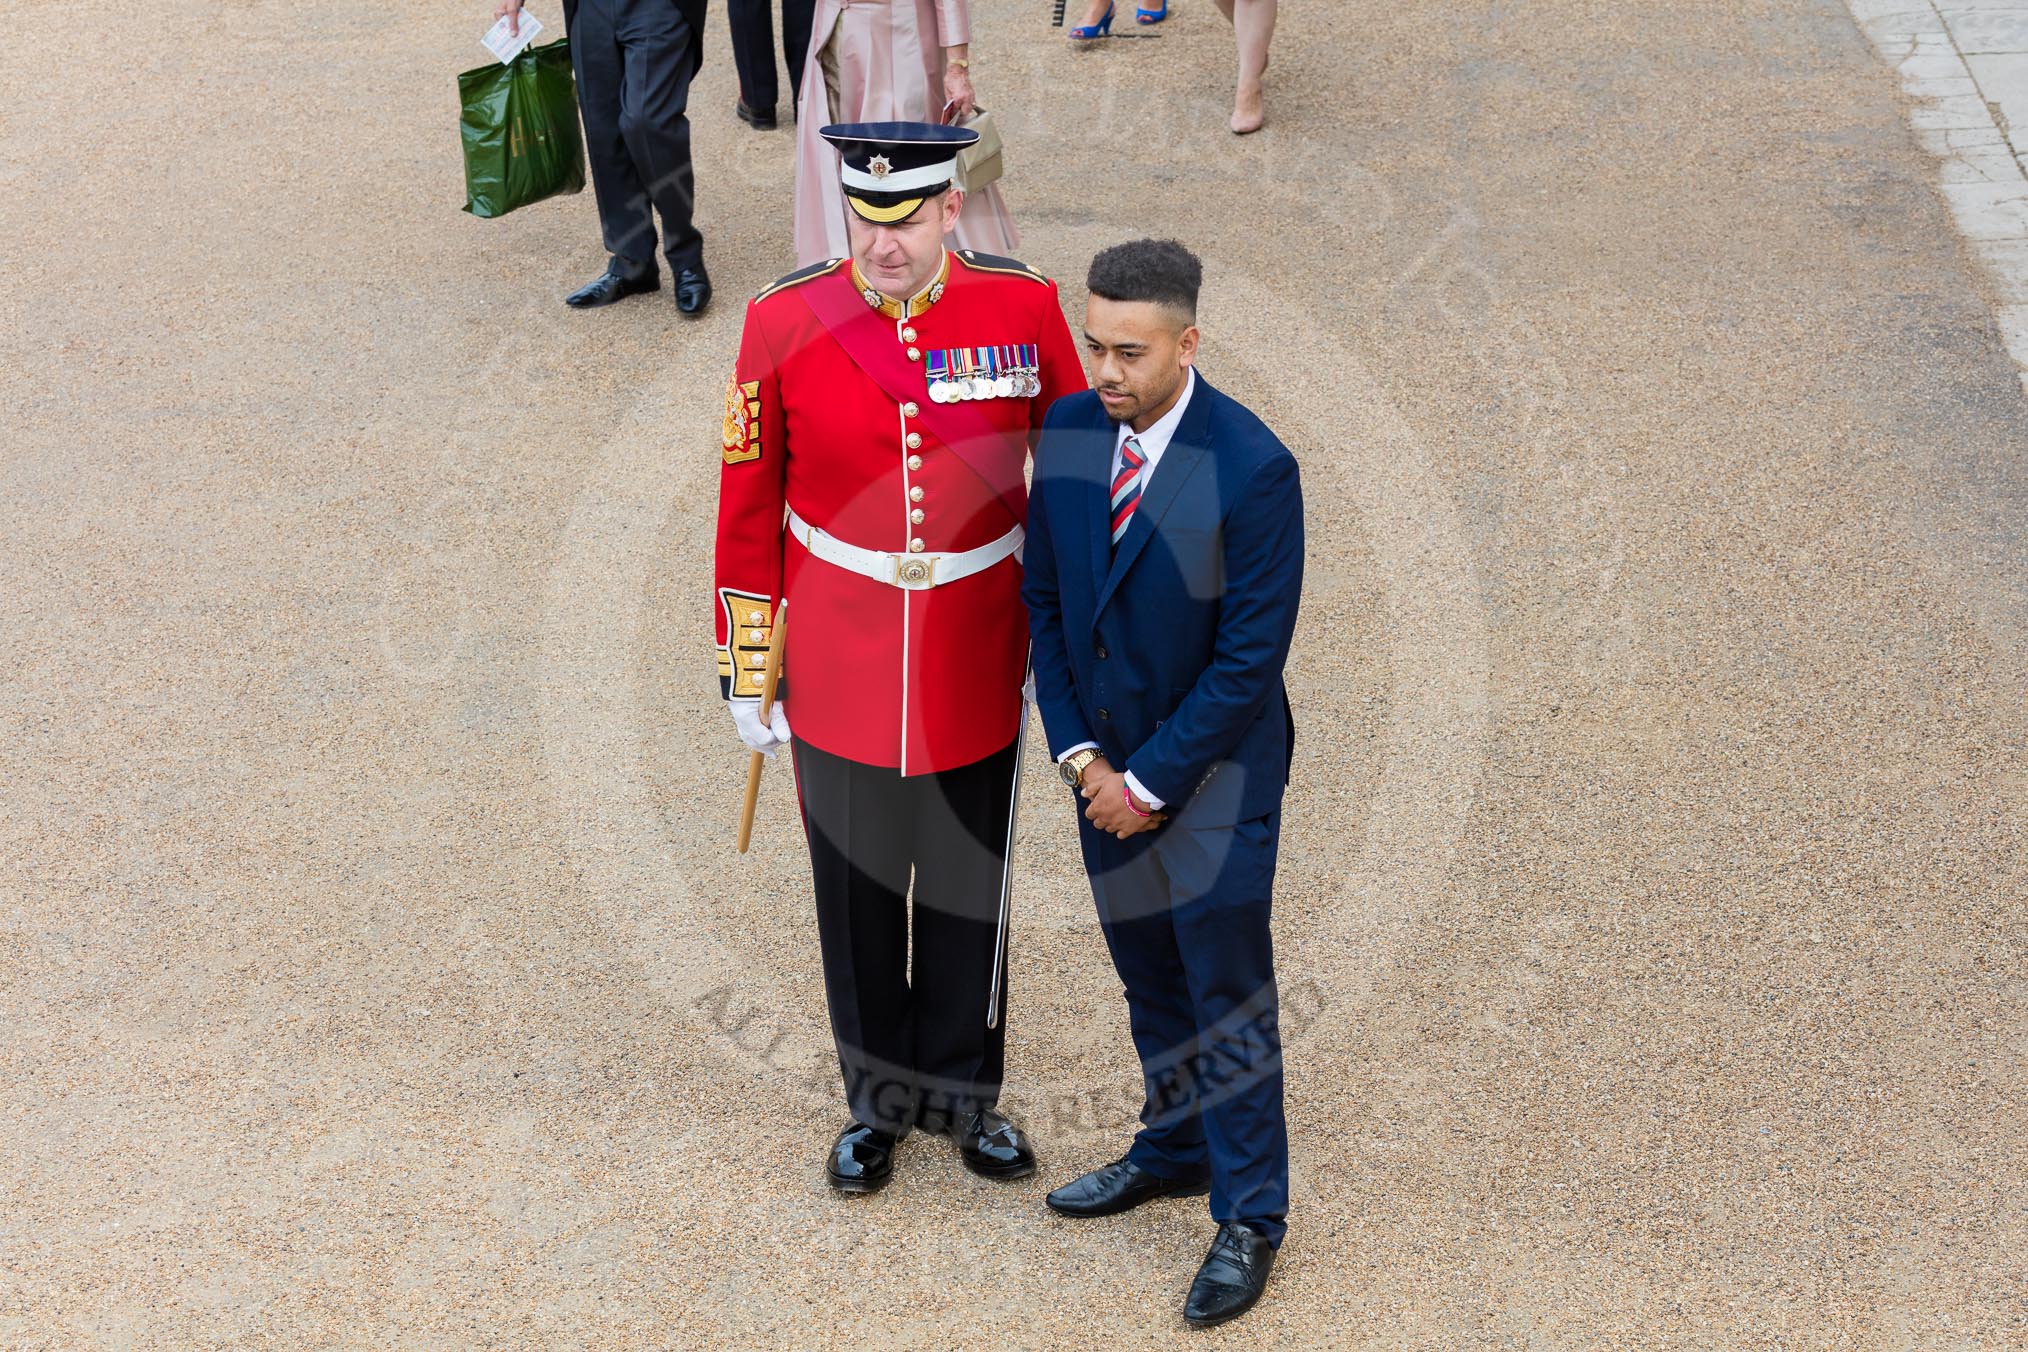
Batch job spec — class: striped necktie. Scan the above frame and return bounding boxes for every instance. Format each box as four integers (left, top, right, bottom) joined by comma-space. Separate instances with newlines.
1110, 435, 1147, 548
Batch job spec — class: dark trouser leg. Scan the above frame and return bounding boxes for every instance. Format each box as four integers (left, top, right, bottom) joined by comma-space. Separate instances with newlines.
568, 0, 659, 279
726, 0, 779, 113
908, 738, 1019, 1122
781, 0, 816, 118
1080, 816, 1212, 1181
613, 0, 703, 273
795, 739, 918, 1134
1162, 812, 1290, 1247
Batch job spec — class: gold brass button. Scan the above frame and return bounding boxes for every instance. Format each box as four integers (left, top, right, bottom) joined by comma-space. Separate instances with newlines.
905, 432, 922, 450
906, 454, 923, 471
909, 538, 925, 553
901, 326, 918, 343
909, 486, 924, 502
910, 508, 925, 525
747, 610, 764, 623
906, 347, 921, 362
903, 401, 920, 418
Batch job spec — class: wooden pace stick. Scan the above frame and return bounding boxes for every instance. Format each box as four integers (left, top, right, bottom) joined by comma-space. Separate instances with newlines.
735, 598, 789, 854
986, 652, 1033, 1030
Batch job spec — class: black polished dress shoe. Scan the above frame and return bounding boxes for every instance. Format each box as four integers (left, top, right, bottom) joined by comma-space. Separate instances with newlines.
675, 266, 712, 317
1045, 1156, 1211, 1216
826, 1120, 897, 1194
919, 1107, 1034, 1179
565, 267, 658, 308
1183, 1223, 1276, 1328
736, 98, 778, 130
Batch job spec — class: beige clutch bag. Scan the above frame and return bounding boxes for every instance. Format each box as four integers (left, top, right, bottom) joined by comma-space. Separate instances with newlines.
953, 108, 1004, 193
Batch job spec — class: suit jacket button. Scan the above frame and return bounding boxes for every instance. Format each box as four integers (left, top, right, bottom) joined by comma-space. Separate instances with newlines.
1097, 707, 1110, 720
1094, 644, 1108, 659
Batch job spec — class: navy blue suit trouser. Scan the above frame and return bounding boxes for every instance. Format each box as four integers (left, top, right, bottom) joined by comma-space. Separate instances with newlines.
567, 0, 704, 275
1076, 808, 1289, 1246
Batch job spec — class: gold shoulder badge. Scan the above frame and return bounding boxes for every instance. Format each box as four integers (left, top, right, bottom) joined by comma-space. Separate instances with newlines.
722, 375, 762, 465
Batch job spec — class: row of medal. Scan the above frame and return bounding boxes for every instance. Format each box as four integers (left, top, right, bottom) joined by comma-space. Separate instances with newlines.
926, 345, 1042, 403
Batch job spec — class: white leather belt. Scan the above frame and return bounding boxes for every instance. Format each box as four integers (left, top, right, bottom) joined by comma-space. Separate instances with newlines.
787, 507, 1023, 591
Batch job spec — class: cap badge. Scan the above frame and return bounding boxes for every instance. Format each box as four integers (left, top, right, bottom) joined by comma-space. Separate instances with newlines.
868, 155, 893, 179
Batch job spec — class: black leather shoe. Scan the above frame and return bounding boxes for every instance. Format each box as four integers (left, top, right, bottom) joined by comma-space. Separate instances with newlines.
919, 1108, 1034, 1179
826, 1121, 897, 1194
565, 267, 658, 308
736, 98, 778, 130
1045, 1156, 1211, 1217
1183, 1223, 1276, 1328
675, 266, 712, 317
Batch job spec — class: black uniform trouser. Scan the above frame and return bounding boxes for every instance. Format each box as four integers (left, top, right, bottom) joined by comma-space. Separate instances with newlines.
727, 0, 815, 118
793, 736, 1018, 1134
566, 0, 703, 277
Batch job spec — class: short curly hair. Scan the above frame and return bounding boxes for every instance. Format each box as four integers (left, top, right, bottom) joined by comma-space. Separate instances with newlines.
1086, 239, 1202, 323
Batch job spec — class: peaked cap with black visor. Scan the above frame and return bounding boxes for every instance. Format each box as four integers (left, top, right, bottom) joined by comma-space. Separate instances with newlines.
820, 121, 980, 226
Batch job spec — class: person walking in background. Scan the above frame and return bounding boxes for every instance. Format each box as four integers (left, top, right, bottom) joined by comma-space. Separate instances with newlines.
1023, 239, 1304, 1328
494, 0, 715, 312
1216, 0, 1276, 133
1066, 0, 1275, 135
728, 0, 816, 130
791, 0, 1021, 266
1066, 0, 1168, 41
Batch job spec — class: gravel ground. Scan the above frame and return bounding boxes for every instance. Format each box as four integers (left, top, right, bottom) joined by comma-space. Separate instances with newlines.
3, 0, 2025, 1346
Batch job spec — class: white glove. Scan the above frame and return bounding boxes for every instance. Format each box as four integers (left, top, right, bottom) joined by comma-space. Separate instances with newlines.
731, 700, 793, 758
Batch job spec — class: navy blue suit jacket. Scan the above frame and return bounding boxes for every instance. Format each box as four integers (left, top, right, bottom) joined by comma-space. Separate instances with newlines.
1024, 373, 1304, 828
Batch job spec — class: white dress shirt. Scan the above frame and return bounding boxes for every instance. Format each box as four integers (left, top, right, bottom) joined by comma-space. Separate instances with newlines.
1056, 368, 1199, 812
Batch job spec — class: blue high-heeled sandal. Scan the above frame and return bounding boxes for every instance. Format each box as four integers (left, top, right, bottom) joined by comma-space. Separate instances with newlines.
1136, 1, 1168, 23
1069, 3, 1114, 40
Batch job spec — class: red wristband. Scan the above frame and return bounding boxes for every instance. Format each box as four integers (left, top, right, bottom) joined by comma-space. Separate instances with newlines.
1122, 782, 1152, 818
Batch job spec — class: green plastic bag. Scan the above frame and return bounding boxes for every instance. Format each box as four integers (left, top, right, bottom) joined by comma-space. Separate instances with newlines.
458, 39, 586, 218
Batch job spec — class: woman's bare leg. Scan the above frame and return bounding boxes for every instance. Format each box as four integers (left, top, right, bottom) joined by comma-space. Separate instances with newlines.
1229, 0, 1276, 133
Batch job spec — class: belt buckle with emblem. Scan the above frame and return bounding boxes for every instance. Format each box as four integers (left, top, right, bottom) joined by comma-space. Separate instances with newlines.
895, 554, 936, 588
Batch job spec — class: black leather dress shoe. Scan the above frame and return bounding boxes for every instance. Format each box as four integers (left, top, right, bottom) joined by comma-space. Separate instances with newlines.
1183, 1223, 1276, 1328
565, 267, 658, 308
1045, 1157, 1211, 1217
675, 266, 712, 317
826, 1121, 897, 1194
736, 98, 778, 130
918, 1107, 1034, 1179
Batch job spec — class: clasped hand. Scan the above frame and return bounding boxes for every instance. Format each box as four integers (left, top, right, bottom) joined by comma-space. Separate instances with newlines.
1080, 760, 1165, 839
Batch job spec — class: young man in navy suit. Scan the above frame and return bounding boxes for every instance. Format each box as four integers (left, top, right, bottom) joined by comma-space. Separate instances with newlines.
1023, 240, 1304, 1328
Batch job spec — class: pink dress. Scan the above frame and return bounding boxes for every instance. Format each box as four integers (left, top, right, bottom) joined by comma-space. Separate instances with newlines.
792, 0, 1022, 267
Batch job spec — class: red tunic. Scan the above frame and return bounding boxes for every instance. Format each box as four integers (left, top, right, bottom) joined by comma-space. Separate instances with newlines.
714, 248, 1087, 775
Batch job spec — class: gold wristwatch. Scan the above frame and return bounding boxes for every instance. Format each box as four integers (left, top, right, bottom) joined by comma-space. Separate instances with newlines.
1059, 748, 1102, 788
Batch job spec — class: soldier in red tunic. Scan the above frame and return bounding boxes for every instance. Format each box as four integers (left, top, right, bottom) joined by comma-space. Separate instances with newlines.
713, 122, 1086, 1193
